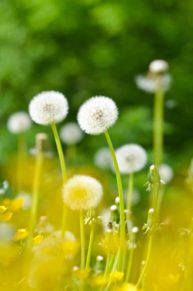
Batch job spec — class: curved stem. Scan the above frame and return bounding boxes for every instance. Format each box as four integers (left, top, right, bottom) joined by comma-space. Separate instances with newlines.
85, 223, 94, 270
153, 88, 164, 167
28, 151, 43, 247
51, 122, 68, 236
17, 134, 26, 193
126, 173, 134, 226
125, 247, 134, 282
80, 210, 85, 270
104, 131, 125, 245
51, 123, 67, 181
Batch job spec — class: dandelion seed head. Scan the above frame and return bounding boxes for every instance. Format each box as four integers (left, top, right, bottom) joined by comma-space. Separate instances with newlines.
62, 175, 103, 210
29, 91, 69, 125
115, 144, 147, 174
159, 164, 173, 184
149, 59, 169, 74
7, 111, 32, 134
60, 122, 83, 145
135, 74, 171, 93
77, 96, 118, 135
94, 147, 112, 170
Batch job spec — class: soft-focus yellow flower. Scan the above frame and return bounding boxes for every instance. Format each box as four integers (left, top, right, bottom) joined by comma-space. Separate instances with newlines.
90, 274, 109, 287
14, 229, 29, 241
33, 234, 44, 245
109, 271, 124, 282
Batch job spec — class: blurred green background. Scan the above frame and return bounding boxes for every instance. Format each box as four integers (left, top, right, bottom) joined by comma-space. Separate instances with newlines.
0, 0, 192, 168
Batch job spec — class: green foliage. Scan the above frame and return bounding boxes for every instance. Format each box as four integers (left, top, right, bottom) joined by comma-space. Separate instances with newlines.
0, 0, 192, 165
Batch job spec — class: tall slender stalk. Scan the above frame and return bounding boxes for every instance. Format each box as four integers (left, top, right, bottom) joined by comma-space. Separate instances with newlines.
136, 209, 154, 289
153, 86, 164, 167
85, 223, 94, 270
126, 173, 134, 225
80, 210, 85, 270
17, 134, 26, 193
104, 131, 125, 245
51, 122, 67, 236
28, 137, 44, 248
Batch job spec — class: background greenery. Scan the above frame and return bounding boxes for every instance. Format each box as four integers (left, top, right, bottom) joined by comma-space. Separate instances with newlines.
0, 0, 192, 168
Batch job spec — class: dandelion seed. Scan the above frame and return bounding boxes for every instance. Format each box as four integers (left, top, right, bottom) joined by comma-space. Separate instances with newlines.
60, 122, 83, 145
77, 96, 118, 135
7, 111, 32, 134
29, 91, 69, 125
114, 144, 147, 174
62, 175, 103, 210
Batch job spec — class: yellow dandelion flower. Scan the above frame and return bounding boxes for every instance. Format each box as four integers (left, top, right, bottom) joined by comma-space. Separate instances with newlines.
33, 234, 44, 245
14, 229, 29, 241
109, 271, 124, 282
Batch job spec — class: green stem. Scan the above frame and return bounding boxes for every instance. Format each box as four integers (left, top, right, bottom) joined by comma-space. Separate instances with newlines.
28, 151, 43, 246
85, 224, 94, 270
17, 134, 26, 193
153, 87, 164, 167
125, 247, 134, 282
51, 122, 68, 236
136, 208, 156, 288
126, 173, 134, 226
136, 232, 153, 289
104, 131, 125, 245
80, 210, 85, 270
51, 123, 67, 181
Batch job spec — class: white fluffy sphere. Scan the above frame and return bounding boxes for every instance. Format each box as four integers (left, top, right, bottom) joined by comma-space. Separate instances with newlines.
29, 91, 69, 125
60, 122, 83, 145
7, 111, 32, 134
77, 96, 118, 135
159, 164, 173, 184
115, 144, 147, 174
135, 74, 171, 93
63, 175, 103, 210
149, 60, 169, 74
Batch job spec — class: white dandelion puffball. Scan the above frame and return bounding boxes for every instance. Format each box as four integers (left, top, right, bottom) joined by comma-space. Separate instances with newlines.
115, 144, 147, 174
94, 148, 112, 170
63, 175, 103, 210
29, 91, 69, 125
159, 164, 173, 184
60, 122, 83, 145
77, 96, 118, 135
7, 111, 32, 134
135, 74, 171, 93
149, 59, 169, 74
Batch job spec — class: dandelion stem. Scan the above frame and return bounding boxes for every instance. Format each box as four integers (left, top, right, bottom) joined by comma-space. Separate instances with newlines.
51, 122, 67, 181
104, 131, 125, 246
51, 122, 67, 236
80, 210, 85, 270
17, 134, 26, 193
28, 150, 43, 245
125, 247, 134, 282
127, 173, 134, 224
153, 86, 164, 167
85, 223, 94, 270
